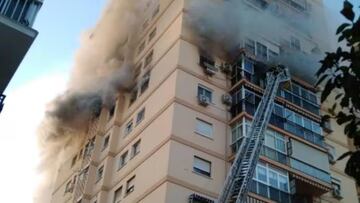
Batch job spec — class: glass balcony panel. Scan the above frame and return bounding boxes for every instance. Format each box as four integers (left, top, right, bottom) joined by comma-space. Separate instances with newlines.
290, 158, 331, 183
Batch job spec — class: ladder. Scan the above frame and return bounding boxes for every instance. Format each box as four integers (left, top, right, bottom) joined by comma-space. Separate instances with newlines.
73, 118, 98, 202
218, 66, 290, 203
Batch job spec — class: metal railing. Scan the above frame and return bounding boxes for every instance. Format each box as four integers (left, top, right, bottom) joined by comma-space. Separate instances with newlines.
0, 0, 41, 27
0, 94, 5, 113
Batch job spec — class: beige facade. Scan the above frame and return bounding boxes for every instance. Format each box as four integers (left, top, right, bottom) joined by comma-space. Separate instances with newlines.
51, 0, 358, 203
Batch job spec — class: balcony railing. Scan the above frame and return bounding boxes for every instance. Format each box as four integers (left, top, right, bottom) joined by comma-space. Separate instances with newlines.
249, 180, 292, 203
241, 101, 324, 147
231, 137, 289, 166
290, 158, 331, 184
0, 0, 42, 27
0, 94, 5, 113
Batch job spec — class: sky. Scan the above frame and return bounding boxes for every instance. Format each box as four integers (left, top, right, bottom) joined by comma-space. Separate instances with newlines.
0, 0, 358, 203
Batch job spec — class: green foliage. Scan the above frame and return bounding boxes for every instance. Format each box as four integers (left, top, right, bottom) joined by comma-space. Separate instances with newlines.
316, 0, 360, 185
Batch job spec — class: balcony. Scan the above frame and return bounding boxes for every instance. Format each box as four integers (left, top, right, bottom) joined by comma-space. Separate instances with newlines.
290, 158, 331, 184
0, 0, 42, 27
240, 100, 324, 147
249, 180, 292, 203
0, 0, 41, 93
0, 94, 5, 113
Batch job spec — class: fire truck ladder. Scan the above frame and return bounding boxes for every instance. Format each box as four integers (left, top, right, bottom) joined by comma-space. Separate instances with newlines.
218, 66, 290, 203
73, 119, 98, 202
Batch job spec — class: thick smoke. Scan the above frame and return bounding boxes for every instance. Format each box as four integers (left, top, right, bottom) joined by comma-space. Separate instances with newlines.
185, 0, 330, 84
35, 0, 150, 202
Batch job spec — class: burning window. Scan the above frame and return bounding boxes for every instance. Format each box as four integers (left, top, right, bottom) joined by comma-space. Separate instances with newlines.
199, 54, 215, 68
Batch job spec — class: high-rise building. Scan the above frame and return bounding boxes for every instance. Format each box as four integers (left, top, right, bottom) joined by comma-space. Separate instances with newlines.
0, 0, 43, 113
51, 0, 359, 203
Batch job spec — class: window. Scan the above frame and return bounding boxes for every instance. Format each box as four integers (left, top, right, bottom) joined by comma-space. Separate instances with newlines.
145, 50, 153, 67
199, 55, 215, 68
265, 131, 286, 153
195, 118, 213, 138
254, 163, 290, 193
132, 140, 141, 157
193, 156, 211, 177
129, 87, 137, 106
96, 165, 104, 182
126, 176, 135, 194
134, 63, 142, 79
243, 58, 254, 74
113, 186, 122, 203
268, 50, 278, 61
71, 155, 77, 168
119, 151, 128, 169
290, 36, 301, 50
140, 71, 150, 94
102, 135, 110, 150
256, 42, 268, 60
137, 41, 145, 55
142, 19, 149, 30
331, 178, 342, 199
148, 28, 156, 41
198, 85, 212, 103
245, 38, 255, 55
273, 104, 284, 117
136, 108, 145, 125
256, 165, 267, 183
152, 5, 160, 19
65, 180, 73, 193
124, 120, 133, 136
109, 105, 115, 119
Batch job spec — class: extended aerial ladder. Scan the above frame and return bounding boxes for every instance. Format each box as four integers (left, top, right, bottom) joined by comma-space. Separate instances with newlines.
218, 65, 290, 203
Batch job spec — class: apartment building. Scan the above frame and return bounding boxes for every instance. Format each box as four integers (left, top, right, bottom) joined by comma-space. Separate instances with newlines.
0, 0, 42, 113
50, 0, 358, 202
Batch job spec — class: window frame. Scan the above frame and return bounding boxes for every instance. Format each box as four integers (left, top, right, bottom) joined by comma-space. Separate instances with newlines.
197, 85, 213, 103
96, 165, 104, 182
131, 140, 141, 158
119, 151, 128, 170
113, 186, 123, 203
195, 118, 213, 139
193, 156, 212, 177
126, 176, 136, 194
136, 108, 145, 125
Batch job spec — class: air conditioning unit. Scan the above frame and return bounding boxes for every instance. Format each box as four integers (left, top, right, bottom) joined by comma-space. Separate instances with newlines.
203, 62, 218, 76
222, 94, 233, 106
220, 63, 232, 74
332, 188, 342, 199
198, 95, 210, 106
